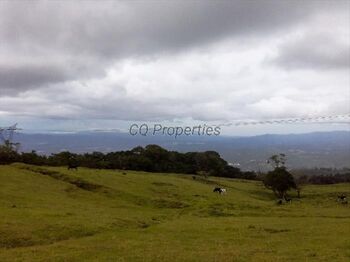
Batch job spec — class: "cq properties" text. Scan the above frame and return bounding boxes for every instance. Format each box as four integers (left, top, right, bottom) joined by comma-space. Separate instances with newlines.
129, 124, 221, 138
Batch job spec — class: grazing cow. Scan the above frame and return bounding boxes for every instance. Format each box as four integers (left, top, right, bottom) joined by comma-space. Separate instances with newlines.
68, 163, 78, 170
338, 194, 346, 201
213, 187, 226, 194
338, 194, 348, 204
213, 187, 221, 193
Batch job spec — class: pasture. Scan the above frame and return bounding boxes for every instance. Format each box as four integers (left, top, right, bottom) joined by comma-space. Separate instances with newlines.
0, 164, 349, 261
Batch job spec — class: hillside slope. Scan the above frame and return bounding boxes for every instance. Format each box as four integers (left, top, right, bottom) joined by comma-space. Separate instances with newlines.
0, 164, 349, 261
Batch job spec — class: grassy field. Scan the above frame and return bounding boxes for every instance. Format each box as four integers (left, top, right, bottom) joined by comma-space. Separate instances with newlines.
0, 163, 349, 261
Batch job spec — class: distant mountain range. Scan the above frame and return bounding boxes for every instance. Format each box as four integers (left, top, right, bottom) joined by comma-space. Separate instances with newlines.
14, 131, 350, 171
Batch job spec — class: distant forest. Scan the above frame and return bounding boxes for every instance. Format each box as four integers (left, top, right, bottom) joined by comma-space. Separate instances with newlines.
0, 144, 256, 179
292, 168, 350, 185
1, 144, 349, 184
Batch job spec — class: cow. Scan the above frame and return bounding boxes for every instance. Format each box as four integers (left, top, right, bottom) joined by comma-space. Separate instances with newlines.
338, 194, 346, 201
338, 194, 348, 204
213, 187, 226, 194
68, 163, 79, 170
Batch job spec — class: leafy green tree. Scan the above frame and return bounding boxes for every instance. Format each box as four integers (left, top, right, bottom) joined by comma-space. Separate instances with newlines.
21, 150, 47, 165
194, 151, 227, 176
0, 144, 19, 164
264, 167, 297, 198
264, 154, 296, 198
196, 170, 210, 179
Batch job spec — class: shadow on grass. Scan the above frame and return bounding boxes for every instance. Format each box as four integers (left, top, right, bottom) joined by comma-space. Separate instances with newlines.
19, 166, 105, 192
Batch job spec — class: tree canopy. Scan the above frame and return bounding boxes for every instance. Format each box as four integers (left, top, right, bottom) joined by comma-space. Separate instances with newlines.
263, 166, 297, 198
0, 144, 256, 180
264, 154, 297, 198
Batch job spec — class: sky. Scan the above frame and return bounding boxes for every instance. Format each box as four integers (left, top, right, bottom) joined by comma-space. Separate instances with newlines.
0, 1, 349, 135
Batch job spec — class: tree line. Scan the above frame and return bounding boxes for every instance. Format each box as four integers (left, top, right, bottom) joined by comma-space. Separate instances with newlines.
0, 144, 257, 179
1, 143, 349, 187
295, 173, 350, 185
291, 168, 350, 184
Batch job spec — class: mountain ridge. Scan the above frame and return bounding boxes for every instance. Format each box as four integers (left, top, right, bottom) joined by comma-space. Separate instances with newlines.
13, 130, 350, 171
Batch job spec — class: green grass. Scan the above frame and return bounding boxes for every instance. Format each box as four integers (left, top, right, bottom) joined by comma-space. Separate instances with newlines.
0, 163, 349, 261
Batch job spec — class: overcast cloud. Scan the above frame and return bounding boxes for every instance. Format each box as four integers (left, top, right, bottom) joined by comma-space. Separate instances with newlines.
0, 1, 349, 133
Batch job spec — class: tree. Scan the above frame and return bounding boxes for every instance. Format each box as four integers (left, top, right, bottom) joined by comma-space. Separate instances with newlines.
264, 167, 297, 198
21, 150, 47, 165
194, 151, 227, 176
294, 174, 308, 198
263, 154, 296, 199
0, 124, 21, 164
196, 170, 210, 180
267, 153, 286, 168
0, 144, 19, 164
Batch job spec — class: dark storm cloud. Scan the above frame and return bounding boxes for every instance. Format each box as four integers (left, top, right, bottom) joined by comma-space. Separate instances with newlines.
0, 1, 340, 95
0, 57, 107, 95
272, 34, 350, 70
0, 0, 348, 128
1, 1, 312, 55
0, 63, 69, 94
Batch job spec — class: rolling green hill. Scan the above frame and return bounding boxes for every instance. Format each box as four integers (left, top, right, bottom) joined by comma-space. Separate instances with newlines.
0, 164, 349, 261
